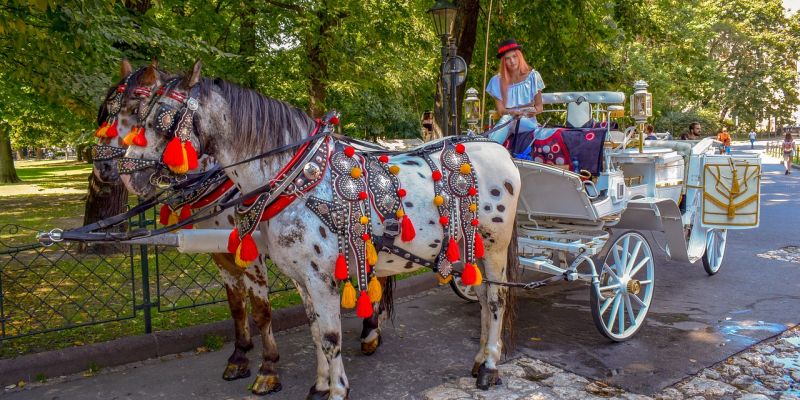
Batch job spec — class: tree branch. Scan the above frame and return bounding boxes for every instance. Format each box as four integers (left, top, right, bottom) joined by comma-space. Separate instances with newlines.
264, 0, 304, 13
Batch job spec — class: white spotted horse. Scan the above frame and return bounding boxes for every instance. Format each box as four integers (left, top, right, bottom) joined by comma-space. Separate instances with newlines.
94, 59, 283, 394
122, 60, 520, 400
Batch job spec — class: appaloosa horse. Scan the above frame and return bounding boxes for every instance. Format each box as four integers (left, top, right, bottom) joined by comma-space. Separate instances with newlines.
122, 61, 520, 399
94, 60, 283, 394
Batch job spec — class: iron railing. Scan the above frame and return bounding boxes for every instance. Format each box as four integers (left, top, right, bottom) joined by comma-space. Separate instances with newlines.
0, 207, 295, 343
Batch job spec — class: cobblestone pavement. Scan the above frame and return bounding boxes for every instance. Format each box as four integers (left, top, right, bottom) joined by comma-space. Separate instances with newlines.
423, 326, 800, 400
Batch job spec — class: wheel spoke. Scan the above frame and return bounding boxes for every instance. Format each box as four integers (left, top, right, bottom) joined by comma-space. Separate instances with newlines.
638, 279, 652, 285
629, 293, 647, 307
607, 294, 621, 329
629, 256, 651, 277
599, 283, 620, 292
619, 236, 630, 275
602, 264, 620, 282
599, 295, 614, 314
626, 240, 643, 275
625, 293, 636, 322
618, 295, 626, 333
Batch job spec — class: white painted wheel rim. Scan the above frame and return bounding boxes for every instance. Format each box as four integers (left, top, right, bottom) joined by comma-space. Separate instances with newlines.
705, 229, 727, 273
597, 232, 654, 340
454, 276, 478, 300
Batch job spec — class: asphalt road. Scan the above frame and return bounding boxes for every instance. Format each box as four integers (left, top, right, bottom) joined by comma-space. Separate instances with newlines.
3, 141, 798, 400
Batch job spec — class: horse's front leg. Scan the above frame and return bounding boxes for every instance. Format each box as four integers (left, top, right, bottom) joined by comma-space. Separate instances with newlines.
248, 257, 282, 395
211, 254, 253, 381
473, 251, 510, 390
294, 284, 332, 399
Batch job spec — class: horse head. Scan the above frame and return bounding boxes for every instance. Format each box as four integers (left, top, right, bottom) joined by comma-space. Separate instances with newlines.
93, 58, 170, 184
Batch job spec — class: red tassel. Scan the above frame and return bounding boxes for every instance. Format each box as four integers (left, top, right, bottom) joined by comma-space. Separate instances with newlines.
446, 238, 460, 263
163, 137, 184, 167
334, 253, 348, 281
474, 233, 485, 258
106, 120, 119, 138
159, 204, 172, 226
185, 141, 199, 170
461, 263, 477, 285
330, 115, 339, 125
356, 290, 373, 318
133, 127, 147, 147
238, 233, 258, 262
400, 215, 416, 242
179, 205, 193, 229
227, 228, 240, 254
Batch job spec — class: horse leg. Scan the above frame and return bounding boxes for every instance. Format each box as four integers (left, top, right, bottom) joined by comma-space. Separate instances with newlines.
473, 251, 511, 390
294, 284, 332, 399
248, 259, 282, 395
471, 281, 491, 377
212, 254, 253, 381
360, 276, 392, 355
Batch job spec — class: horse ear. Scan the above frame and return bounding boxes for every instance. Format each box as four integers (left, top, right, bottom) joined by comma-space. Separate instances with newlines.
120, 59, 133, 79
184, 60, 202, 88
141, 57, 160, 86
149, 57, 159, 69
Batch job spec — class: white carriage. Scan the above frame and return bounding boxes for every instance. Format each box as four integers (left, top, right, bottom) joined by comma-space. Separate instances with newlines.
452, 91, 762, 341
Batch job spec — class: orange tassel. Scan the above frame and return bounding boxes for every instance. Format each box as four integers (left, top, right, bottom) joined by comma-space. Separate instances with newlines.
122, 127, 138, 146
356, 290, 373, 318
474, 233, 484, 258
179, 204, 193, 229
94, 121, 109, 138
400, 214, 416, 242
227, 228, 240, 254
235, 233, 258, 268
334, 253, 348, 281
133, 127, 147, 147
446, 238, 460, 263
158, 204, 172, 226
105, 120, 119, 138
185, 141, 199, 170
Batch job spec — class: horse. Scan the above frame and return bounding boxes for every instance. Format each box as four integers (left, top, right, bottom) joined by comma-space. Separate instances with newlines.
93, 59, 283, 395
121, 60, 520, 399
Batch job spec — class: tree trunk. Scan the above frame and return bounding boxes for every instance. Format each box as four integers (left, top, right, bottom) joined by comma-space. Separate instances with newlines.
0, 125, 20, 183
35, 148, 44, 159
305, 7, 340, 118
76, 143, 85, 162
454, 0, 480, 131
80, 172, 129, 254
238, 0, 257, 89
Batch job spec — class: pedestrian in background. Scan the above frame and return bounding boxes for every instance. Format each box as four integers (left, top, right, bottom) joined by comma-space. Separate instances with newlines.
645, 124, 657, 140
681, 122, 701, 140
782, 132, 795, 175
748, 130, 756, 149
717, 127, 731, 154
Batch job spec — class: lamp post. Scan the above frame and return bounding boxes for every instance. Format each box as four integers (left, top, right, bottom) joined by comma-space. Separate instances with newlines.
630, 80, 652, 153
464, 87, 480, 134
428, 0, 465, 137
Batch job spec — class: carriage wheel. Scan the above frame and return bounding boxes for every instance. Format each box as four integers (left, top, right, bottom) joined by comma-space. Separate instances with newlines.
450, 275, 479, 302
702, 229, 727, 276
590, 231, 655, 341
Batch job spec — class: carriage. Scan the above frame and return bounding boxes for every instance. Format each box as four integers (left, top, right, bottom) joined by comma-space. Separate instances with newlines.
450, 91, 762, 341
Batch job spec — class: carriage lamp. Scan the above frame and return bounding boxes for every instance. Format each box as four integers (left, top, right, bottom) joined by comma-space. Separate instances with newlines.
630, 80, 652, 153
428, 0, 464, 138
608, 105, 625, 119
464, 87, 480, 134
428, 0, 458, 39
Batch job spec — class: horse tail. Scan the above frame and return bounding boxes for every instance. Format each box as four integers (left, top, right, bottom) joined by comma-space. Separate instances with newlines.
502, 217, 519, 354
380, 275, 395, 322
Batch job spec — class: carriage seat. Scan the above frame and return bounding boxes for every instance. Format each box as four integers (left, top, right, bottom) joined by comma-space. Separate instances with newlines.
566, 98, 593, 128
509, 126, 607, 176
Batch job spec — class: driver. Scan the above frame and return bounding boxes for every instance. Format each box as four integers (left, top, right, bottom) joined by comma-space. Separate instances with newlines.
486, 38, 545, 144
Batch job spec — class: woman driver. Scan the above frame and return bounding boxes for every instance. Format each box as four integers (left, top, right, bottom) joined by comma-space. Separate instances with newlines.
486, 38, 545, 144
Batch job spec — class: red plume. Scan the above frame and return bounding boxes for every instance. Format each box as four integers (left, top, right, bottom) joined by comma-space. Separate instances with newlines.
238, 233, 258, 262
446, 238, 460, 263
474, 232, 485, 258
400, 215, 416, 242
185, 141, 199, 170
356, 290, 373, 318
163, 137, 184, 167
461, 263, 477, 285
159, 204, 172, 226
334, 253, 348, 281
105, 120, 119, 138
227, 228, 240, 254
133, 127, 148, 147
179, 205, 193, 229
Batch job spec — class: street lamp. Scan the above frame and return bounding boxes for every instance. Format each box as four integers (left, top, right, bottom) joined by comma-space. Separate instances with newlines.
428, 0, 465, 138
464, 87, 480, 134
630, 80, 652, 153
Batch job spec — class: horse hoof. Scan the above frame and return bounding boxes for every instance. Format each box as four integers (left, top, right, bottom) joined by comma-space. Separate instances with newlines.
360, 334, 381, 356
222, 362, 251, 381
471, 362, 481, 377
475, 363, 502, 390
306, 384, 330, 400
251, 373, 282, 395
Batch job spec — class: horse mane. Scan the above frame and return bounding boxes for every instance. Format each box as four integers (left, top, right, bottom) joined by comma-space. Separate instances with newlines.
197, 77, 315, 156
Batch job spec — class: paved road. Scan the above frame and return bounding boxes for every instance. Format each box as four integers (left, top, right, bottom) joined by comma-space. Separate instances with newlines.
3, 141, 798, 399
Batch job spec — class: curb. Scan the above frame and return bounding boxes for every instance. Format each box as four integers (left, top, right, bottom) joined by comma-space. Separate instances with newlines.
0, 273, 438, 386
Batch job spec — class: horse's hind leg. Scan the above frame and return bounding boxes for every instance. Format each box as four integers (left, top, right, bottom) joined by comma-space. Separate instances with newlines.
248, 259, 282, 395
212, 254, 253, 381
360, 276, 392, 355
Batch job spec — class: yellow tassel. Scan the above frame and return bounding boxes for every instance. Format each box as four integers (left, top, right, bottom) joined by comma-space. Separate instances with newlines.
122, 128, 137, 146
234, 245, 250, 268
472, 265, 483, 286
167, 210, 180, 226
367, 276, 382, 303
169, 144, 190, 174
395, 209, 404, 218
437, 273, 453, 285
366, 240, 378, 266
95, 123, 110, 138
341, 281, 357, 308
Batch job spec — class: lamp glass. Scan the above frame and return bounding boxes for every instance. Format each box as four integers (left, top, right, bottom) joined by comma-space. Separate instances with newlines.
428, 0, 458, 37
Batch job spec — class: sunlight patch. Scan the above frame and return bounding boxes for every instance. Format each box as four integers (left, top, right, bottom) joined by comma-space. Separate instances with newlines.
757, 246, 800, 264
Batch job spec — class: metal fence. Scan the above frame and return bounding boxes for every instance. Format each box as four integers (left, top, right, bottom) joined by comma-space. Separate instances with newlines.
0, 208, 295, 343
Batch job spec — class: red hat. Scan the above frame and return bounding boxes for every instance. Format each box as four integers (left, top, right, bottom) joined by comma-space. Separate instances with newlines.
497, 38, 522, 59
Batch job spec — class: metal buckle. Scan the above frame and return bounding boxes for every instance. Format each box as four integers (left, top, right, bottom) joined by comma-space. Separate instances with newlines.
383, 218, 400, 236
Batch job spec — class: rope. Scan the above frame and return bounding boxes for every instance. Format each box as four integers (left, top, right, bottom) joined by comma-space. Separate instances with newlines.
479, 0, 494, 134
